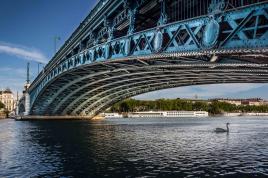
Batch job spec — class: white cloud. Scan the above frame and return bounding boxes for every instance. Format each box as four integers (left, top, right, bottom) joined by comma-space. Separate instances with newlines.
0, 67, 25, 75
0, 42, 48, 63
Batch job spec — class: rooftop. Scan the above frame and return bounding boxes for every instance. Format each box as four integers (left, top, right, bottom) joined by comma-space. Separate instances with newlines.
0, 88, 13, 94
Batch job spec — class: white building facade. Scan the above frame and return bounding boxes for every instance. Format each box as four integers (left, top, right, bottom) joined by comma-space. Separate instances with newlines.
0, 89, 15, 112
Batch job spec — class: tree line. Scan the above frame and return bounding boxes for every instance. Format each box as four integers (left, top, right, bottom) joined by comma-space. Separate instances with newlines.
109, 99, 268, 115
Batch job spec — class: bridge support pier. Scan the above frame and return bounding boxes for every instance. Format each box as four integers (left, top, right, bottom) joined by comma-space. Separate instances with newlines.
24, 93, 30, 116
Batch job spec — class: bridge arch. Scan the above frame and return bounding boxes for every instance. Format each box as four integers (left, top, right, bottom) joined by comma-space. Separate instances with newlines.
20, 0, 268, 117
29, 58, 268, 117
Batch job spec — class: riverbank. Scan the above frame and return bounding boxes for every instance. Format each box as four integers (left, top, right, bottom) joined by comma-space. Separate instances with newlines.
110, 99, 268, 115
104, 111, 268, 119
12, 112, 268, 121
221, 112, 268, 117
15, 115, 94, 121
0, 114, 6, 119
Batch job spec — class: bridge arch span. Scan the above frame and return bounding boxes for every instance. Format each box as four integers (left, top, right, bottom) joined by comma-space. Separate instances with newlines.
29, 58, 268, 117
82, 79, 268, 116
18, 0, 268, 117
73, 73, 268, 115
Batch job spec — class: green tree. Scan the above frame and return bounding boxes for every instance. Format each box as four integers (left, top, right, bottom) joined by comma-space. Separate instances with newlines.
119, 102, 130, 112
193, 101, 208, 111
208, 101, 221, 115
108, 98, 268, 115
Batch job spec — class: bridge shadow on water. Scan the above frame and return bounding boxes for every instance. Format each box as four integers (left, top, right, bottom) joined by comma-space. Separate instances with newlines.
26, 120, 152, 177
3, 118, 264, 178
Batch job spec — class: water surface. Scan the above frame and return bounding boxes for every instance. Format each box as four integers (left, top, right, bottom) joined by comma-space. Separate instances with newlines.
0, 117, 267, 177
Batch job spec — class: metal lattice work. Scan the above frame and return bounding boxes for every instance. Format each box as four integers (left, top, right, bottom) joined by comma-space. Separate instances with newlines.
17, 0, 268, 117
29, 61, 268, 116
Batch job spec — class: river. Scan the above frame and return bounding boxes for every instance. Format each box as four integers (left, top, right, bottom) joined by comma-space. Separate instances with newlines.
0, 117, 267, 177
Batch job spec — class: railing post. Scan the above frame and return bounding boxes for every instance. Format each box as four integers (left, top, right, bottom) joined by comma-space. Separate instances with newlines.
158, 0, 168, 26
104, 15, 115, 41
93, 31, 99, 46
128, 8, 138, 35
154, 0, 168, 52
208, 0, 226, 15
79, 42, 83, 52
203, 0, 225, 49
125, 1, 138, 56
103, 15, 113, 59
86, 31, 93, 48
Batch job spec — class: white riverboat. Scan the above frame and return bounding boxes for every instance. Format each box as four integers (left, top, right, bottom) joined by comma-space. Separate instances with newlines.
128, 111, 208, 118
104, 113, 123, 118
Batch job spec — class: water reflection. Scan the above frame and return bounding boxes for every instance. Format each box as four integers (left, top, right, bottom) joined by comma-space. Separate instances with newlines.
0, 118, 267, 177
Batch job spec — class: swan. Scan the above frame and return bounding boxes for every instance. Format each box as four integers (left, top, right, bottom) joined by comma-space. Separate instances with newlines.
215, 123, 230, 133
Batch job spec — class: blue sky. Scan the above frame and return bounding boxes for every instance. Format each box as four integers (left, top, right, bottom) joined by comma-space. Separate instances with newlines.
0, 0, 97, 91
0, 0, 268, 99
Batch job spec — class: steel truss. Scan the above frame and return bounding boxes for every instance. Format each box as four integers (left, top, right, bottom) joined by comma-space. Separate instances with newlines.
18, 1, 268, 116
30, 59, 268, 116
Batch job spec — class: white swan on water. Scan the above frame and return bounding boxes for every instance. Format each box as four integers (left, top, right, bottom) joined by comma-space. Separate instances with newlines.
215, 123, 230, 133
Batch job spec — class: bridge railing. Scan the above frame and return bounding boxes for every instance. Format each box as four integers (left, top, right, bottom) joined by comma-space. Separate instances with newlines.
227, 0, 267, 8
169, 0, 267, 23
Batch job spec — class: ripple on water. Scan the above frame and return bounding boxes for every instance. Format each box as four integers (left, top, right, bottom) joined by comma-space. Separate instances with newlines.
0, 118, 267, 177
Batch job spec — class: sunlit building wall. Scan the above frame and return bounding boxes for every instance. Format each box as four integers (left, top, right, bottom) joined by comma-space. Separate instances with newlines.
0, 88, 15, 112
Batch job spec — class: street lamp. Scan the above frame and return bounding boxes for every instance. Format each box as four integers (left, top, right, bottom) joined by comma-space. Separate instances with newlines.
54, 36, 61, 54
37, 62, 45, 74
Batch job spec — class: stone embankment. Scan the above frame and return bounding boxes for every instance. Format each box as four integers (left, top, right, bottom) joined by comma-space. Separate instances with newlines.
15, 115, 96, 121
0, 115, 6, 119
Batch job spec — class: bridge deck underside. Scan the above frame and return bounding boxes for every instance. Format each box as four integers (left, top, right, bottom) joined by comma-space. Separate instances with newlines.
30, 55, 268, 116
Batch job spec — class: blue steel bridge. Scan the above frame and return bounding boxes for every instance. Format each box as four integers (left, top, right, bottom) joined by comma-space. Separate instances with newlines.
18, 0, 268, 117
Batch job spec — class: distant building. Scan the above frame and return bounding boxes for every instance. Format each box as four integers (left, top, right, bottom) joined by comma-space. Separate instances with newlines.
217, 99, 242, 106
263, 100, 268, 105
178, 98, 210, 103
213, 98, 266, 106
0, 88, 15, 112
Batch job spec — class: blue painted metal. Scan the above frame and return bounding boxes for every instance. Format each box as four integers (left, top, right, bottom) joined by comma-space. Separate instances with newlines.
17, 0, 268, 116
31, 2, 268, 107
128, 8, 138, 35
154, 30, 164, 52
208, 0, 226, 15
158, 0, 168, 26
203, 19, 220, 48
